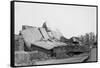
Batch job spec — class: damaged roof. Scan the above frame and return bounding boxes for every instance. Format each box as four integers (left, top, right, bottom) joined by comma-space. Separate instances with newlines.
20, 24, 67, 50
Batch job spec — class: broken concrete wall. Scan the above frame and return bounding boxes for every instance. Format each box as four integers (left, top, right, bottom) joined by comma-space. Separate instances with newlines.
15, 51, 30, 66
52, 46, 69, 59
21, 28, 42, 44
15, 35, 24, 51
39, 27, 49, 40
15, 51, 49, 66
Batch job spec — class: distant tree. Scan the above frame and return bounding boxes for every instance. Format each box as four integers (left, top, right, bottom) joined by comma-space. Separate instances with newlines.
84, 33, 90, 45
78, 35, 85, 45
78, 32, 96, 48
89, 32, 95, 45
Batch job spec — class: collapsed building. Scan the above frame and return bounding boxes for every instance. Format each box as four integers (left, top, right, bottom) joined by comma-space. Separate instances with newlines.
15, 22, 69, 59
15, 22, 89, 60
15, 22, 90, 66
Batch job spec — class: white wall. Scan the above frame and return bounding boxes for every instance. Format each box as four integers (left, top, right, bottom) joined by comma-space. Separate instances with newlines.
0, 0, 99, 68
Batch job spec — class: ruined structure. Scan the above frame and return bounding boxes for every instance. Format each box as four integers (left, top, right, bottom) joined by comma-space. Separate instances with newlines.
17, 22, 67, 58
14, 22, 90, 66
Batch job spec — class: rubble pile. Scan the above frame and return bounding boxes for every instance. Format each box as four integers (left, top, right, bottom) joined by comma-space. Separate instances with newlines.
14, 22, 86, 66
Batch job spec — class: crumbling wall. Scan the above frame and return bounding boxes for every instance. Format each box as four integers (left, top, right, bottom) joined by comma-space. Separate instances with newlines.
15, 35, 24, 51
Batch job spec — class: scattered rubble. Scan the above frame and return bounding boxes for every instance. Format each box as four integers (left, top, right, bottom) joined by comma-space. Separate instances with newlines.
14, 22, 91, 66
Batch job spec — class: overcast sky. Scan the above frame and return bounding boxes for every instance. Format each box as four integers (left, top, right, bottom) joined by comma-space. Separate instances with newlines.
15, 2, 96, 38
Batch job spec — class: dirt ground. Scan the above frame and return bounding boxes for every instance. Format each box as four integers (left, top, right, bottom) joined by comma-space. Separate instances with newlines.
34, 53, 89, 65
34, 48, 97, 65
